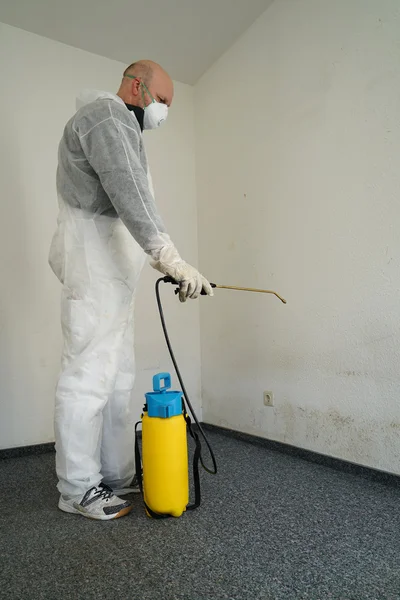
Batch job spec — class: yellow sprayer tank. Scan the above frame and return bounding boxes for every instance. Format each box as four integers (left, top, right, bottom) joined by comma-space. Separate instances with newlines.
142, 373, 189, 517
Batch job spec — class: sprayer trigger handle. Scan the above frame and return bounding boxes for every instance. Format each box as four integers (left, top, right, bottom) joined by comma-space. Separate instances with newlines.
173, 283, 216, 296
164, 276, 216, 296
163, 276, 178, 285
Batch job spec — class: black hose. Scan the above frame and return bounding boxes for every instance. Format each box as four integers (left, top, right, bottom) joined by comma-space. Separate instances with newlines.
155, 278, 217, 475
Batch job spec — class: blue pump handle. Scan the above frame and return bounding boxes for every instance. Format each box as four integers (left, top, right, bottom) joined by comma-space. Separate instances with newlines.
153, 372, 171, 393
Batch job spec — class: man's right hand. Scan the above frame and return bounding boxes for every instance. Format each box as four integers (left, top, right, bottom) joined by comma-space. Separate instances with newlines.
151, 245, 213, 302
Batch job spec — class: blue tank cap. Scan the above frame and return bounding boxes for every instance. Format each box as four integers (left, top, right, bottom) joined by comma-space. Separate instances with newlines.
145, 372, 183, 419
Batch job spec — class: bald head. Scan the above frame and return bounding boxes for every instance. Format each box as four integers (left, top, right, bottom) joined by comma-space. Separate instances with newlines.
117, 59, 174, 109
124, 60, 157, 85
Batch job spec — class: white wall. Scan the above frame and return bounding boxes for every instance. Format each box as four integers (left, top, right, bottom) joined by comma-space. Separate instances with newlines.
195, 0, 400, 474
0, 23, 201, 449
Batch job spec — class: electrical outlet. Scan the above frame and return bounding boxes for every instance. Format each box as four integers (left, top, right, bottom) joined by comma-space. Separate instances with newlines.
263, 391, 274, 407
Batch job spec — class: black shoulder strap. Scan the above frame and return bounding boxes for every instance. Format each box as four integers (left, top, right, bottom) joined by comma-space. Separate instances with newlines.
134, 416, 201, 519
184, 413, 201, 511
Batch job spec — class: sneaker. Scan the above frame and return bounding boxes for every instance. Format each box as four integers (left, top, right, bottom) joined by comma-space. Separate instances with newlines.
112, 473, 142, 497
58, 482, 133, 520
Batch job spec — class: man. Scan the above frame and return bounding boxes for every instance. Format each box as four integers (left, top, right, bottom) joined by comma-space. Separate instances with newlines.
49, 60, 212, 520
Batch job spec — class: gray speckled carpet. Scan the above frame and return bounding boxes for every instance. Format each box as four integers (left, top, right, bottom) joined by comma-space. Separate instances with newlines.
0, 429, 399, 600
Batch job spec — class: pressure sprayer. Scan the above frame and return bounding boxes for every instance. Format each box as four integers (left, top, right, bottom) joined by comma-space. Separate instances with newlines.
135, 276, 287, 518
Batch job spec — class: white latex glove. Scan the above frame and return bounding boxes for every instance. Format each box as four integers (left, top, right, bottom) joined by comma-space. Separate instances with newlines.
151, 245, 214, 303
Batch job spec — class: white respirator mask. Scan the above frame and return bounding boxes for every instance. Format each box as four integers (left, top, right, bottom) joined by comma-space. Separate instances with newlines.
143, 99, 168, 130
124, 74, 169, 130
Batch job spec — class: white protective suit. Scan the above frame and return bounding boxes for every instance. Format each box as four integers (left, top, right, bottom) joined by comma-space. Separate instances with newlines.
49, 91, 209, 498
